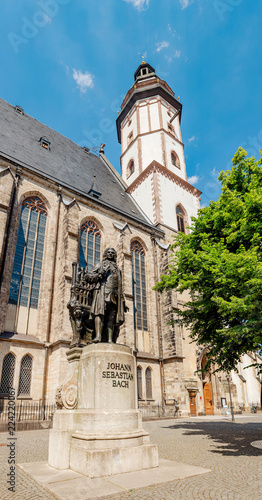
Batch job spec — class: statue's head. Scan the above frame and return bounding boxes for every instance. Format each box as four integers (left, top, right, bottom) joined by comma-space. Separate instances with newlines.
103, 247, 117, 262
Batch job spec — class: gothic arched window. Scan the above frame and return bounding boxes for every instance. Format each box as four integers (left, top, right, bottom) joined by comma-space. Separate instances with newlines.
18, 355, 33, 396
137, 366, 143, 400
176, 206, 186, 233
171, 151, 180, 169
145, 367, 152, 399
0, 353, 15, 395
131, 241, 148, 332
79, 220, 101, 270
9, 196, 47, 310
127, 159, 135, 178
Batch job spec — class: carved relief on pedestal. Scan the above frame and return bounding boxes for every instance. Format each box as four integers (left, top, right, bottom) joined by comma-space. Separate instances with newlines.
55, 347, 82, 409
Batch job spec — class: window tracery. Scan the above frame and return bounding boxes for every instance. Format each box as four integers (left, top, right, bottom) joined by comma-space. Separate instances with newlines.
0, 353, 15, 395
137, 366, 143, 400
145, 367, 152, 399
176, 206, 186, 233
79, 220, 101, 270
171, 151, 180, 169
9, 196, 47, 310
131, 241, 147, 332
18, 355, 33, 396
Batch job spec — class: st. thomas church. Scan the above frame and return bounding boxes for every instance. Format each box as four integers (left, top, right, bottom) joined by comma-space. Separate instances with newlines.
0, 62, 261, 416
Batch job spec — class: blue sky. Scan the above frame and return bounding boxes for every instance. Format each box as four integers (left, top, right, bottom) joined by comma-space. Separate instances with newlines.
0, 0, 261, 206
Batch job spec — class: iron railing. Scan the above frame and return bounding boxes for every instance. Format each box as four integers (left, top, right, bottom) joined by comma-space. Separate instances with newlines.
138, 403, 162, 419
0, 400, 56, 422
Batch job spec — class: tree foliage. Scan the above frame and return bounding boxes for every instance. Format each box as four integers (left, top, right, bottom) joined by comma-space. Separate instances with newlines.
155, 148, 262, 372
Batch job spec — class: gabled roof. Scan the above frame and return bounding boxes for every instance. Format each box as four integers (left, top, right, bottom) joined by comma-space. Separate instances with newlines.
0, 98, 153, 227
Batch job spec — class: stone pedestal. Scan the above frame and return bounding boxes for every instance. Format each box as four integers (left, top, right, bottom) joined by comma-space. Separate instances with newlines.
49, 343, 158, 478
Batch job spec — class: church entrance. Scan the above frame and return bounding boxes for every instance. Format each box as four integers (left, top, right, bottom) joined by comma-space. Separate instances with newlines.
203, 382, 213, 415
188, 390, 197, 416
201, 355, 214, 415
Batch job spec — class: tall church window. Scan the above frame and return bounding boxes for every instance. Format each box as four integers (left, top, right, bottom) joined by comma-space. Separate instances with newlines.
145, 367, 152, 399
176, 206, 186, 233
0, 353, 15, 395
137, 366, 143, 400
9, 196, 47, 310
79, 220, 101, 270
171, 151, 180, 169
18, 355, 33, 396
131, 241, 148, 332
127, 159, 135, 178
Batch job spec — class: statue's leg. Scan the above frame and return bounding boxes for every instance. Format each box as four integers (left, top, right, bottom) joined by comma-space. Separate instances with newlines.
93, 316, 103, 343
108, 328, 113, 343
107, 305, 117, 343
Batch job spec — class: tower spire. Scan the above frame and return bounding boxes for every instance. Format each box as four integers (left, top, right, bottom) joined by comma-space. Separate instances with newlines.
116, 63, 200, 228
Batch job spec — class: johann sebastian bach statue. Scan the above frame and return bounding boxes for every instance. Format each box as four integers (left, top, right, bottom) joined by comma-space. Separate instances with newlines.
68, 248, 127, 346
86, 248, 127, 343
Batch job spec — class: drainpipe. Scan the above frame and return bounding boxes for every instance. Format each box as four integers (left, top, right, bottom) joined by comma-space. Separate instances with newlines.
152, 235, 166, 417
0, 168, 21, 291
42, 188, 62, 407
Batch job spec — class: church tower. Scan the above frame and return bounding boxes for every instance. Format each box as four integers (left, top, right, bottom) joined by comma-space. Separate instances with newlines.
116, 62, 201, 231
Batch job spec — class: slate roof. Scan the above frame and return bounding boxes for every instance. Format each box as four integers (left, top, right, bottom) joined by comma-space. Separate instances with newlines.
0, 98, 152, 226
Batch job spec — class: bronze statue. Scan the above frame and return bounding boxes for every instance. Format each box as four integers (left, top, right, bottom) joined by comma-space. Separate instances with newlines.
67, 248, 127, 346
67, 263, 93, 347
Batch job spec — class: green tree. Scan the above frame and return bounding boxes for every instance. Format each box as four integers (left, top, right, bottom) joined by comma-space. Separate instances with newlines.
155, 148, 262, 372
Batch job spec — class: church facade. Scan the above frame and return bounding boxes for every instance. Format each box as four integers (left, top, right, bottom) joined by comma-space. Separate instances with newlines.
0, 63, 261, 416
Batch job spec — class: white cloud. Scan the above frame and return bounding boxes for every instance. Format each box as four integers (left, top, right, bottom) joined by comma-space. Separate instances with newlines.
212, 167, 219, 177
188, 136, 196, 142
156, 41, 169, 53
168, 24, 177, 37
166, 49, 181, 63
187, 175, 199, 185
60, 61, 70, 75
72, 69, 94, 93
179, 0, 194, 9
122, 0, 150, 11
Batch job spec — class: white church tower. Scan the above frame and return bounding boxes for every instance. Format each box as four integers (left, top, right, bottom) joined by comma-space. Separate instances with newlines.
116, 62, 201, 231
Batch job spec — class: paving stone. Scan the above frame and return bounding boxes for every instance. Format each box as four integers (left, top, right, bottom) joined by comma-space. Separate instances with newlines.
0, 414, 262, 499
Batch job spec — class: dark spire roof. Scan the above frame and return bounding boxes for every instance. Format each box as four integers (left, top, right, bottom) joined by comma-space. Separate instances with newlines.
116, 63, 182, 143
134, 62, 156, 82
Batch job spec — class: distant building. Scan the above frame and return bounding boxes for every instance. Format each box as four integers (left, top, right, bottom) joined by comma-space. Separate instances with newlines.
0, 63, 261, 415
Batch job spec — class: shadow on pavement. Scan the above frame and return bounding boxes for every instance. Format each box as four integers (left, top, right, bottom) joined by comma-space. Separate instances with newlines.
163, 420, 262, 457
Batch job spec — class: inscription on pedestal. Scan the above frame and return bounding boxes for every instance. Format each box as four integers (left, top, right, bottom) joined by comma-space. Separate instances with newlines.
102, 362, 134, 388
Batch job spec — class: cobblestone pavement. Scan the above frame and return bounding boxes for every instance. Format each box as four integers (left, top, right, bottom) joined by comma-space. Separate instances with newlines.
0, 414, 262, 500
